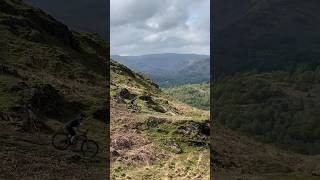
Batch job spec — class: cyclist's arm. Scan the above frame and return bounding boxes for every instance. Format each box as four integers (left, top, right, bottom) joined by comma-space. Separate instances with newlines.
74, 127, 83, 133
75, 126, 87, 134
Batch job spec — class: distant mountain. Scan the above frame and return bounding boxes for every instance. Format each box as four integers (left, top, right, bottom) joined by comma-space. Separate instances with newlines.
112, 53, 210, 87
23, 0, 108, 40
214, 0, 320, 76
176, 58, 210, 85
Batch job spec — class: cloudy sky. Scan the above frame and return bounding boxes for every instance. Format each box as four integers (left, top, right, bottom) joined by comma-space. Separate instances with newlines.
111, 0, 210, 56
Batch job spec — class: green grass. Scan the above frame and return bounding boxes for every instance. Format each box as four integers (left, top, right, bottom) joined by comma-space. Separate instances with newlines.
0, 1, 109, 178
213, 68, 320, 155
0, 75, 22, 111
164, 83, 210, 110
111, 149, 209, 179
143, 122, 208, 154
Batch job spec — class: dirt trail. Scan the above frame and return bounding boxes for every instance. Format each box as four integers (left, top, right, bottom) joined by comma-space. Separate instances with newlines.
0, 120, 107, 180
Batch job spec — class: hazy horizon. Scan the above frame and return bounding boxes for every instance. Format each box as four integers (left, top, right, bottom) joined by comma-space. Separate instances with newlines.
111, 52, 210, 57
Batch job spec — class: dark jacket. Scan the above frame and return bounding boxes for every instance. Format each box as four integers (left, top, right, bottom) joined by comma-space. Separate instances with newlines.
65, 118, 81, 129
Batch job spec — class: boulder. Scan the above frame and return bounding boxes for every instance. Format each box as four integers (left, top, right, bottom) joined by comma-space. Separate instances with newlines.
139, 95, 153, 103
110, 147, 120, 159
140, 95, 167, 113
164, 140, 182, 154
188, 140, 207, 147
150, 104, 167, 113
175, 121, 210, 137
122, 66, 135, 78
117, 88, 136, 100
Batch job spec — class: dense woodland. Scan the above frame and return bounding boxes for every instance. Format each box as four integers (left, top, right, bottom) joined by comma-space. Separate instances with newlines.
213, 65, 320, 154
164, 83, 210, 110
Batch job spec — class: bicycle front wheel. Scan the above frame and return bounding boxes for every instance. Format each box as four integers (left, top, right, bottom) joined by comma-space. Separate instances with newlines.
81, 140, 99, 157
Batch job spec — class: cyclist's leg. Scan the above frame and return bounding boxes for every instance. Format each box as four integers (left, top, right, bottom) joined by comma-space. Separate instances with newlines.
67, 127, 76, 144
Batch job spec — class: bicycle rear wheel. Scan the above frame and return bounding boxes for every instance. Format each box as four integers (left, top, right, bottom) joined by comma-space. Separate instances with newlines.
52, 132, 69, 150
81, 140, 99, 157
70, 135, 86, 151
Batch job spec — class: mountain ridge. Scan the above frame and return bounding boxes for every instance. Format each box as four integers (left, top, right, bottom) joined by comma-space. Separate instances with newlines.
112, 53, 210, 87
22, 0, 108, 40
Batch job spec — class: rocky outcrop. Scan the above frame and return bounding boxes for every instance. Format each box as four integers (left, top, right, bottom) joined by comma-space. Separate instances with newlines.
164, 140, 182, 154
139, 95, 153, 103
28, 84, 64, 118
175, 120, 210, 138
2, 83, 65, 132
149, 104, 166, 113
138, 95, 167, 113
117, 88, 136, 100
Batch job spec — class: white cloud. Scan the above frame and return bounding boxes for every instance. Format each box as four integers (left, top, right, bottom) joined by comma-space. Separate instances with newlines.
111, 0, 210, 55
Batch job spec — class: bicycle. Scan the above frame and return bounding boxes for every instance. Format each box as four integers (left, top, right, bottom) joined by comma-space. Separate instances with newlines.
51, 129, 99, 157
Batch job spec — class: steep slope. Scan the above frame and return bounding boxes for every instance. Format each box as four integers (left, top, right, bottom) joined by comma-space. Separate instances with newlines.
214, 0, 255, 31
212, 124, 320, 179
22, 0, 108, 40
0, 0, 108, 178
112, 53, 209, 87
110, 59, 210, 179
214, 0, 320, 76
213, 68, 320, 155
213, 1, 320, 178
175, 58, 210, 85
212, 67, 320, 178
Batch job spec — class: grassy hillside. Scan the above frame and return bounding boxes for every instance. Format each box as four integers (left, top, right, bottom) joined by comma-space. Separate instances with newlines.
110, 59, 210, 179
213, 66, 320, 155
0, 0, 108, 178
212, 123, 320, 179
213, 0, 320, 178
164, 83, 210, 110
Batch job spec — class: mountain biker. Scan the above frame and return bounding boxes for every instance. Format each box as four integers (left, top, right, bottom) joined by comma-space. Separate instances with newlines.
65, 112, 86, 144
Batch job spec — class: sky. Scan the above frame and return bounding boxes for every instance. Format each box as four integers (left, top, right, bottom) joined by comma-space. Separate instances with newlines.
111, 0, 210, 56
